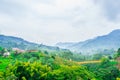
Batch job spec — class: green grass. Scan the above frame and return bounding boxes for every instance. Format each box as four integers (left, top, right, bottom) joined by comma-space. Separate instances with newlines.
0, 57, 11, 71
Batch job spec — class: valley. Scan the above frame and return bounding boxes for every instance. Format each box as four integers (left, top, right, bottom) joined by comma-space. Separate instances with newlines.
0, 29, 120, 80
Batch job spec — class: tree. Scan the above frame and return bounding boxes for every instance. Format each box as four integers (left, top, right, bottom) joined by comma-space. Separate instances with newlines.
0, 47, 5, 56
117, 48, 120, 57
93, 53, 103, 60
5, 62, 51, 80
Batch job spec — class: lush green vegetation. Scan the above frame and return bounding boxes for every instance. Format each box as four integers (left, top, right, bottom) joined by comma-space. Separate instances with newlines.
0, 57, 11, 71
0, 47, 120, 80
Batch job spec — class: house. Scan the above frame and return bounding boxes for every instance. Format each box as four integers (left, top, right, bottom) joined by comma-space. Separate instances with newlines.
12, 48, 25, 54
3, 52, 10, 57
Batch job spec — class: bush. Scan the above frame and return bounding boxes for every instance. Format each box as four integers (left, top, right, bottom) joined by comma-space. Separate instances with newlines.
5, 61, 51, 80
47, 65, 95, 80
3, 61, 96, 80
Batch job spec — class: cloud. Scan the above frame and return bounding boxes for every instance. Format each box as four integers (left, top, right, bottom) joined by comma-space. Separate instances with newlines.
0, 0, 120, 45
95, 0, 120, 20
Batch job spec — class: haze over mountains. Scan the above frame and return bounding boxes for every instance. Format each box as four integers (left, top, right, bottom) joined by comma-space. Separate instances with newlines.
0, 29, 120, 54
0, 35, 60, 51
56, 29, 120, 53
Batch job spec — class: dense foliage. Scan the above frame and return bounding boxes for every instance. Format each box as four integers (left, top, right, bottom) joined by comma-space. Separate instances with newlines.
0, 61, 96, 80
0, 46, 120, 80
84, 57, 120, 80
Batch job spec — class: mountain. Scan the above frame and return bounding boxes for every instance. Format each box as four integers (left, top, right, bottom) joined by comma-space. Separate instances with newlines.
0, 35, 60, 51
56, 29, 120, 53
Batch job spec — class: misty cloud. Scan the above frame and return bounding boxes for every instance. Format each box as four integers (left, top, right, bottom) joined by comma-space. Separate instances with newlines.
0, 0, 120, 45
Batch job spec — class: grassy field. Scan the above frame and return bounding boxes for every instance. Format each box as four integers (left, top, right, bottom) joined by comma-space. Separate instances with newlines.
77, 60, 101, 64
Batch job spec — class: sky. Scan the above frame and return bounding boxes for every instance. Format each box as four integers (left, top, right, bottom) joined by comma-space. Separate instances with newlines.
0, 0, 120, 45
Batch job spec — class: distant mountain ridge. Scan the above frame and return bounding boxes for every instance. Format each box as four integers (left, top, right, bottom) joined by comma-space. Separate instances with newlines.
0, 35, 60, 51
56, 29, 120, 53
1, 29, 120, 54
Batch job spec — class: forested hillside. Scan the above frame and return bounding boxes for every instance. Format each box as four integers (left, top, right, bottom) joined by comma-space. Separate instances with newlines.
0, 46, 120, 80
0, 35, 68, 52
56, 29, 120, 54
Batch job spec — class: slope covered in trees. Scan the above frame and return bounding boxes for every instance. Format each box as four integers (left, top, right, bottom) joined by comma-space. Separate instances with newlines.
0, 47, 120, 80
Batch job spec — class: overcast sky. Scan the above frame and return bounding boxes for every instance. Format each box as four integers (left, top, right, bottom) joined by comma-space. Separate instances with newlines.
0, 0, 120, 45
